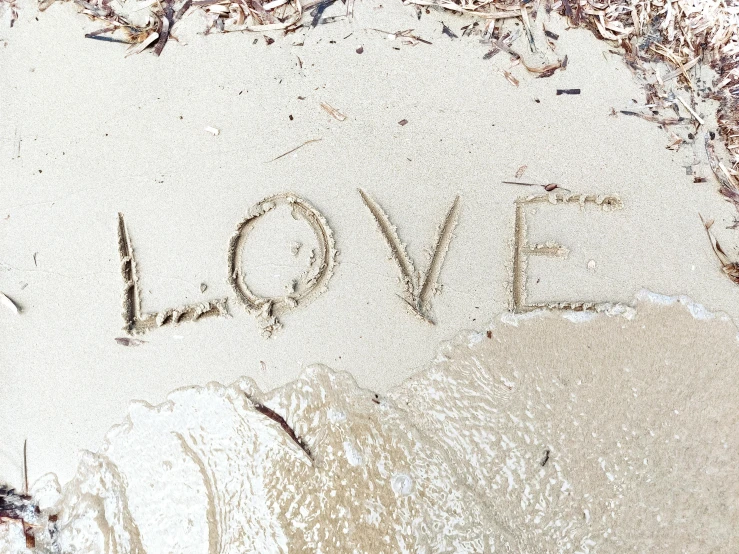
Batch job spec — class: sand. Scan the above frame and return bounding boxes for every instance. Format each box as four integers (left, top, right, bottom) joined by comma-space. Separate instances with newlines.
1, 0, 739, 546
2, 295, 739, 552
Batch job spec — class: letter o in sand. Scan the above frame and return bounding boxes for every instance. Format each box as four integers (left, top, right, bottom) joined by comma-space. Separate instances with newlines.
227, 193, 337, 337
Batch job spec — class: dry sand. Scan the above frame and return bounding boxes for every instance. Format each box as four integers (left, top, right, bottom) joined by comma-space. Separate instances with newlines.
1, 0, 739, 539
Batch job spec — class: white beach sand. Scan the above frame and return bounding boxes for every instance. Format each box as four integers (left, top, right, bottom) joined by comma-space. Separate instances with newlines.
1, 0, 739, 548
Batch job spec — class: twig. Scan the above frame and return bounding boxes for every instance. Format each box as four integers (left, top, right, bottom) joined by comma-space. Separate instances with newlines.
172, 0, 192, 23
84, 26, 117, 38
23, 440, 28, 495
502, 181, 570, 192
676, 96, 704, 125
268, 138, 322, 162
620, 110, 685, 125
252, 402, 312, 460
662, 56, 700, 82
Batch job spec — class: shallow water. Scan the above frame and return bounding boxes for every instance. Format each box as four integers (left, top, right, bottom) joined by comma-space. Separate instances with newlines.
2, 295, 738, 553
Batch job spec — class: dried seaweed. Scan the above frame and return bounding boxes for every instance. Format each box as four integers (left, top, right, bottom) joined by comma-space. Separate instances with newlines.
397, 0, 738, 196
37, 0, 306, 52
701, 215, 739, 283
0, 486, 38, 547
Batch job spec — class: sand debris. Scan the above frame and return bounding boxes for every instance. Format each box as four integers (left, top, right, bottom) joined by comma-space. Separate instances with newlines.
441, 21, 457, 39
372, 28, 432, 45
320, 102, 347, 121
115, 337, 147, 346
501, 70, 519, 87
125, 32, 159, 57
0, 0, 19, 26
503, 180, 570, 193
701, 215, 739, 284
0, 292, 19, 315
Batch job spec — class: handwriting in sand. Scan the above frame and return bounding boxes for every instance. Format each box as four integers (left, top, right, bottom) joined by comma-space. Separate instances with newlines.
118, 191, 623, 337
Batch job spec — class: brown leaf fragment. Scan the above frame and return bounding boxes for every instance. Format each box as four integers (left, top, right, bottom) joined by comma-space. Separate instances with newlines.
482, 49, 498, 60
398, 119, 408, 126
544, 29, 559, 40
264, 35, 275, 45
666, 133, 683, 150
556, 88, 580, 95
115, 337, 147, 346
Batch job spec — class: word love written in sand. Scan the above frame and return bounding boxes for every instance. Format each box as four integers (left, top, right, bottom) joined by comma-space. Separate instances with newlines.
117, 191, 623, 338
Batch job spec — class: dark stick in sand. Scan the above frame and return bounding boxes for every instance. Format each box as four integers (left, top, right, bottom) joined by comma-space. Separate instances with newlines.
252, 402, 313, 460
502, 181, 570, 192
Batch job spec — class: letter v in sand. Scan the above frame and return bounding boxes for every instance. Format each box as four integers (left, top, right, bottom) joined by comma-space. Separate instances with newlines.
359, 189, 460, 324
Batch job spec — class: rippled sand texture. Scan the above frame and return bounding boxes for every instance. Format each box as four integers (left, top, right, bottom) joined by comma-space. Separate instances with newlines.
393, 296, 739, 552
3, 295, 738, 553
